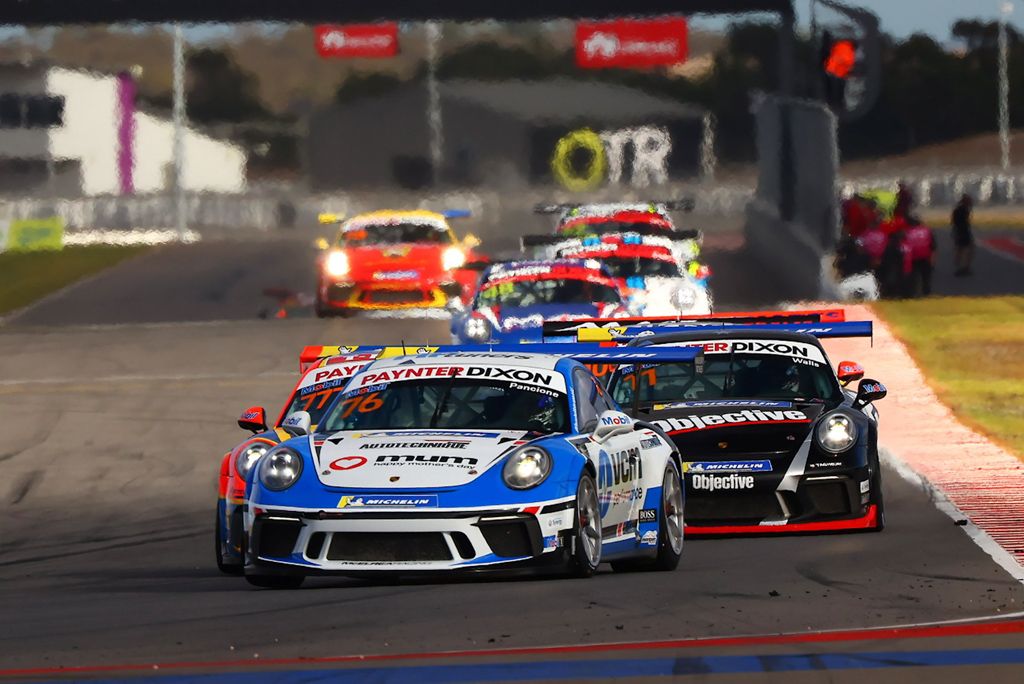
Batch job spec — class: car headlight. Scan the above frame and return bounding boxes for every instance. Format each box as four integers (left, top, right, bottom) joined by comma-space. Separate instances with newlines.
259, 447, 304, 491
324, 250, 350, 278
673, 284, 697, 310
235, 442, 269, 480
816, 413, 858, 453
502, 446, 552, 490
464, 315, 491, 342
442, 246, 466, 271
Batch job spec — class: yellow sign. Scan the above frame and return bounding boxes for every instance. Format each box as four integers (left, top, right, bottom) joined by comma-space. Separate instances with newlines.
0, 217, 64, 252
551, 128, 607, 192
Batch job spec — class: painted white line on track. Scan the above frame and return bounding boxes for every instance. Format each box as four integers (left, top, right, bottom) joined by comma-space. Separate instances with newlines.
883, 447, 1024, 585
0, 370, 295, 388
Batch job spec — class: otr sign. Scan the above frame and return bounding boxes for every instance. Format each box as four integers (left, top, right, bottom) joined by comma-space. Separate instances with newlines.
551, 125, 671, 191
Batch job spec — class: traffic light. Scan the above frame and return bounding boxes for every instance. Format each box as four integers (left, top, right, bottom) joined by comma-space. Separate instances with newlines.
820, 31, 858, 109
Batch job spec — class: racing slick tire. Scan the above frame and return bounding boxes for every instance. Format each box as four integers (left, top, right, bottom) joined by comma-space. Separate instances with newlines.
214, 509, 243, 576
611, 464, 685, 573
567, 472, 602, 578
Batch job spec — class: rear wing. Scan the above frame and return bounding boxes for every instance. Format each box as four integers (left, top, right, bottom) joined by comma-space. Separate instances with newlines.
574, 320, 874, 343
317, 209, 470, 225
299, 344, 440, 372
521, 227, 700, 250
533, 199, 694, 215
542, 309, 847, 339
429, 344, 702, 365
299, 343, 703, 373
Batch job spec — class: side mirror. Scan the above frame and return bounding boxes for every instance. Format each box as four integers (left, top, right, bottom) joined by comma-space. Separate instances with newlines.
463, 233, 481, 249
853, 379, 887, 409
281, 411, 311, 437
837, 360, 865, 387
592, 410, 634, 443
238, 406, 268, 433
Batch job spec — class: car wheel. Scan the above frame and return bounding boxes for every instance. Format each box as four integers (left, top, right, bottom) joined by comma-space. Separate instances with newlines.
214, 507, 243, 575
611, 464, 685, 572
568, 472, 602, 577
245, 574, 305, 589
653, 464, 685, 570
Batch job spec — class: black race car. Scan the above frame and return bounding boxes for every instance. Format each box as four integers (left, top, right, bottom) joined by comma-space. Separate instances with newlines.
606, 327, 886, 535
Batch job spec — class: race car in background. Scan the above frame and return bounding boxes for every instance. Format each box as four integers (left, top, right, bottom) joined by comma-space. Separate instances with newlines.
241, 345, 701, 588
581, 317, 887, 535
216, 345, 438, 574
552, 233, 711, 316
450, 259, 631, 344
314, 210, 484, 317
529, 201, 703, 265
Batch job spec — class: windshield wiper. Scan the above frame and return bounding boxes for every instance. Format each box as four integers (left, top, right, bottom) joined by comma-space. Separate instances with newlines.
429, 376, 458, 428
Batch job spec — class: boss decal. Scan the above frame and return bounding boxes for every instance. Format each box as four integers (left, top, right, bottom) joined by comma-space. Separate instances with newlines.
639, 508, 658, 522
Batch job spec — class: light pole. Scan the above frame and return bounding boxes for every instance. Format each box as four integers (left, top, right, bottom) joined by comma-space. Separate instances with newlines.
425, 21, 444, 185
999, 1, 1013, 170
172, 25, 188, 240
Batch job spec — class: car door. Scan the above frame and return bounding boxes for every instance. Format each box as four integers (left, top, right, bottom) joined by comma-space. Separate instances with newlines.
574, 369, 645, 542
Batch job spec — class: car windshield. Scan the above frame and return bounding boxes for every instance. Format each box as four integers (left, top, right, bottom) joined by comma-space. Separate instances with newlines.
322, 377, 570, 434
610, 345, 843, 406
342, 222, 452, 245
559, 221, 667, 236
596, 256, 681, 279
478, 277, 622, 307
280, 383, 349, 427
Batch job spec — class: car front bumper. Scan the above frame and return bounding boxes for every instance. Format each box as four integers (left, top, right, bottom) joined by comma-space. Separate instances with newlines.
245, 502, 575, 575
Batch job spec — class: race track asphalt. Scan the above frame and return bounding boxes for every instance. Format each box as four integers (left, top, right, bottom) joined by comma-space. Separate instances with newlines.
1, 222, 1022, 681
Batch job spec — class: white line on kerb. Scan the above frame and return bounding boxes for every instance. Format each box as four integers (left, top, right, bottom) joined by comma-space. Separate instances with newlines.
0, 370, 295, 388
882, 447, 1024, 585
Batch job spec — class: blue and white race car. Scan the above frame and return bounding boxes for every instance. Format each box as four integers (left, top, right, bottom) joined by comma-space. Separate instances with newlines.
242, 346, 697, 588
450, 260, 631, 344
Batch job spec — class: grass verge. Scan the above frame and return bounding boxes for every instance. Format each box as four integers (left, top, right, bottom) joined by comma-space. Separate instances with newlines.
872, 296, 1024, 459
0, 245, 149, 317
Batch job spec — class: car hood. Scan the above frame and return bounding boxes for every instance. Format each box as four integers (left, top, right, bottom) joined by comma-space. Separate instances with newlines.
346, 244, 446, 279
642, 399, 824, 457
313, 429, 532, 489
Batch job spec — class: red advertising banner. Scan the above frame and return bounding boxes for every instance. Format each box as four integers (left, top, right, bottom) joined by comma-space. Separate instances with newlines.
576, 18, 688, 69
314, 24, 399, 58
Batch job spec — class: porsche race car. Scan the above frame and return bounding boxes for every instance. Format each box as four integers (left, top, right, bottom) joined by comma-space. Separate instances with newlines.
315, 210, 483, 316
242, 345, 702, 588
586, 318, 887, 535
450, 259, 631, 344
553, 233, 711, 316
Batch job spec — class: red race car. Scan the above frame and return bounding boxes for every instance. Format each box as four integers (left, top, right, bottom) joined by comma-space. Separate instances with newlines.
215, 345, 438, 574
315, 209, 484, 317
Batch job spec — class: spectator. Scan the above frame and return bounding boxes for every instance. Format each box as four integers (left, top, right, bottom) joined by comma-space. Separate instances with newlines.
895, 180, 913, 219
903, 215, 937, 296
952, 194, 974, 276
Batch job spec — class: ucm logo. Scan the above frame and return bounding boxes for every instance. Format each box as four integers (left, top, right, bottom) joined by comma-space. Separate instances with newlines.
551, 125, 672, 191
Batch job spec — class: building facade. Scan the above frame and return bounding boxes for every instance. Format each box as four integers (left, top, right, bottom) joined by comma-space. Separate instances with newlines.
0, 62, 246, 197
